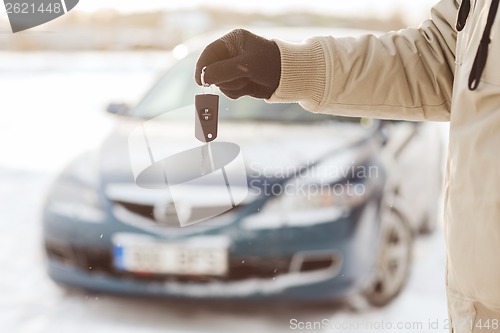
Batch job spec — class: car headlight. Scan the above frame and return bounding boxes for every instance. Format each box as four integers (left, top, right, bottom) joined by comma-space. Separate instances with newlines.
289, 179, 370, 209
261, 178, 372, 214
45, 152, 105, 223
242, 176, 375, 230
259, 152, 379, 216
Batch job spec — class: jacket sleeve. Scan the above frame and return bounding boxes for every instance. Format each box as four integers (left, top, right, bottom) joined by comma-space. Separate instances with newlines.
268, 0, 458, 121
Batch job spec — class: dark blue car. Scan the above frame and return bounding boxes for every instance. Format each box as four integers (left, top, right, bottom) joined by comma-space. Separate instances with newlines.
42, 29, 443, 306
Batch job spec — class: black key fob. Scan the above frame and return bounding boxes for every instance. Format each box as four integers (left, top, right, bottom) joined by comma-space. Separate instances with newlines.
195, 94, 219, 143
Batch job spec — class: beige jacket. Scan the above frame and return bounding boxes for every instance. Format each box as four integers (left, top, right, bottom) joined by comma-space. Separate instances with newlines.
269, 0, 500, 324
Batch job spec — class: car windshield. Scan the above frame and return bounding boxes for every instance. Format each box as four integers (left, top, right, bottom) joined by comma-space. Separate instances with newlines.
130, 53, 361, 124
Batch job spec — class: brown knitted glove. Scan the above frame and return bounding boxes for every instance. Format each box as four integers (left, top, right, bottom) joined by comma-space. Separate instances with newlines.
195, 29, 281, 99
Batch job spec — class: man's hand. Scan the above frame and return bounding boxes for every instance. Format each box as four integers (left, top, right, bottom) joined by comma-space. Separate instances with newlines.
195, 29, 281, 100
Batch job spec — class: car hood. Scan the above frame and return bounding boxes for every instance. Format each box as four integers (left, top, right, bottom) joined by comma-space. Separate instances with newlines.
99, 117, 374, 187
94, 116, 378, 230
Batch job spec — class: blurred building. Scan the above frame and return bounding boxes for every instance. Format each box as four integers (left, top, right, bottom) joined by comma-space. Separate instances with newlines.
0, 8, 405, 51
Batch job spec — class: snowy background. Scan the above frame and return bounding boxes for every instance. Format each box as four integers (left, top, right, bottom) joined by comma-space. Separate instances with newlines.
0, 52, 449, 333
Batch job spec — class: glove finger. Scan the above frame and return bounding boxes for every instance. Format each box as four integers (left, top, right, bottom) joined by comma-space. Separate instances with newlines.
220, 87, 247, 100
203, 56, 251, 85
220, 82, 272, 100
218, 78, 251, 90
195, 39, 230, 86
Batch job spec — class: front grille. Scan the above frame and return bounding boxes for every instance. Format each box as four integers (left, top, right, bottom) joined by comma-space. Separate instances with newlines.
117, 201, 154, 220
226, 256, 291, 281
45, 241, 113, 273
47, 241, 342, 286
47, 242, 293, 283
116, 201, 179, 227
114, 200, 243, 229
109, 253, 292, 283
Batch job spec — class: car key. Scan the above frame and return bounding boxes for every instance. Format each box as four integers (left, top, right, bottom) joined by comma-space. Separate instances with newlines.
196, 67, 219, 175
195, 93, 219, 143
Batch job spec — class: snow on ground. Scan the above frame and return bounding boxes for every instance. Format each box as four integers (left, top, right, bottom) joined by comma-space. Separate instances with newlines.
0, 52, 449, 333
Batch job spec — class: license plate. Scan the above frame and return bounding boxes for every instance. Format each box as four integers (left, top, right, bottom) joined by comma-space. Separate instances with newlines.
112, 234, 229, 276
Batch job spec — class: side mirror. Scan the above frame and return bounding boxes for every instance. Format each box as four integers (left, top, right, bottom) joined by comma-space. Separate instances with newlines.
106, 103, 129, 116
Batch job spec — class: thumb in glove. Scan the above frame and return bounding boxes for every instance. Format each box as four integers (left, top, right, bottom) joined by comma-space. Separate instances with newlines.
195, 29, 281, 99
